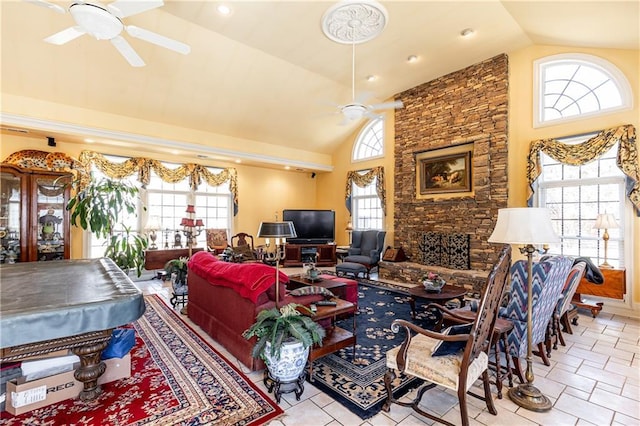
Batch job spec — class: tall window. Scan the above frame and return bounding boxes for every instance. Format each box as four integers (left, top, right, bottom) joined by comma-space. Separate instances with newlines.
352, 174, 383, 230
87, 156, 232, 257
352, 118, 384, 161
146, 164, 231, 249
538, 134, 626, 267
534, 53, 631, 127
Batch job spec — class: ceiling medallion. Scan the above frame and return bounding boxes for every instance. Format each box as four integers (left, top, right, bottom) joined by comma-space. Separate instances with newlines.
321, 0, 388, 44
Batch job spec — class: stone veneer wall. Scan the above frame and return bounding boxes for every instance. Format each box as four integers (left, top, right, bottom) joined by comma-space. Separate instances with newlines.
383, 54, 509, 290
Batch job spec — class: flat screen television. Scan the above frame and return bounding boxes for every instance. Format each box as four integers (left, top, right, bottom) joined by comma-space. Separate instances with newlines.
282, 209, 335, 244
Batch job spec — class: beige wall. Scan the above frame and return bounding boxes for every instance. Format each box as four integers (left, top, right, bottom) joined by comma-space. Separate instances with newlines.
508, 45, 639, 305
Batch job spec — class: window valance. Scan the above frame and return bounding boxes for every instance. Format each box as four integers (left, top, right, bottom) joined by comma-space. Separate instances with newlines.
77, 151, 239, 215
345, 166, 386, 217
526, 124, 639, 216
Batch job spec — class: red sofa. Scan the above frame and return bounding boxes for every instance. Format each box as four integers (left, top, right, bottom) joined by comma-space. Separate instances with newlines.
187, 251, 323, 371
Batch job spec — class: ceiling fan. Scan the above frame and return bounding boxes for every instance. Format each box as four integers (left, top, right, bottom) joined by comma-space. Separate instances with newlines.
25, 0, 191, 67
322, 0, 403, 124
336, 42, 404, 123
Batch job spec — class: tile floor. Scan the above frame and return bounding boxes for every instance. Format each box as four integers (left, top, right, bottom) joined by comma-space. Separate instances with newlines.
135, 271, 640, 426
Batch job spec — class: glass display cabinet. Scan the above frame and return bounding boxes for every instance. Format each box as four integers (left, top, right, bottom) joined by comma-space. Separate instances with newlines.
0, 164, 71, 263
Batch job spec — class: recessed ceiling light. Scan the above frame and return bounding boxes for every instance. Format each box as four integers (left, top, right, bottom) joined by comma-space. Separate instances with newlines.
84, 138, 94, 143
407, 55, 418, 63
366, 75, 376, 82
235, 159, 242, 164
216, 4, 232, 16
460, 28, 475, 38
284, 166, 291, 170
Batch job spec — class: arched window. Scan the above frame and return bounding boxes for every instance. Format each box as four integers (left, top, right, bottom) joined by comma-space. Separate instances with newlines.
534, 53, 632, 127
352, 118, 384, 161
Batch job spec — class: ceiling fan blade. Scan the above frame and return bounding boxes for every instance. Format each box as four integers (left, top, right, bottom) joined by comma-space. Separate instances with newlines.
44, 26, 86, 45
126, 25, 191, 55
24, 0, 66, 14
107, 0, 163, 18
369, 100, 404, 111
111, 35, 145, 67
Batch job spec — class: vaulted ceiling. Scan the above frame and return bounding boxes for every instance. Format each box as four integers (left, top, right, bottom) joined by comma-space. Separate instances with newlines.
1, 1, 638, 167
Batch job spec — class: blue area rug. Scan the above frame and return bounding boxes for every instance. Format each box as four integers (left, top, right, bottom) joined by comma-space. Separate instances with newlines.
310, 281, 446, 419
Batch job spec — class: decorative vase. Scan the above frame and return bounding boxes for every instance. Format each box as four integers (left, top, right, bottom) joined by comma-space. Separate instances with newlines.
263, 339, 309, 382
423, 279, 445, 293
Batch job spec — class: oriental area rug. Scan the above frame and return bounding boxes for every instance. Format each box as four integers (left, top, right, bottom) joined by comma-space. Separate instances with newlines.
310, 281, 448, 420
1, 295, 282, 425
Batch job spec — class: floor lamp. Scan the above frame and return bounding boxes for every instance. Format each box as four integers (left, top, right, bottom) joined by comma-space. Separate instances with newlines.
257, 221, 297, 309
488, 207, 560, 412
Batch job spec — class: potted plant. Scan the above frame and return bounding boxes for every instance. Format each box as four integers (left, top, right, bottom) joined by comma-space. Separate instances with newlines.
243, 303, 326, 382
66, 175, 148, 276
164, 256, 188, 286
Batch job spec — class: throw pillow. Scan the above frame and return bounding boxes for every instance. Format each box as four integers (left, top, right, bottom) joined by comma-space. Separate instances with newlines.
431, 323, 473, 357
289, 286, 335, 299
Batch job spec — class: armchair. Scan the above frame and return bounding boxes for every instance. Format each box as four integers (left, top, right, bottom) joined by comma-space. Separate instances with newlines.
344, 230, 386, 275
206, 228, 229, 254
382, 244, 511, 426
231, 232, 260, 262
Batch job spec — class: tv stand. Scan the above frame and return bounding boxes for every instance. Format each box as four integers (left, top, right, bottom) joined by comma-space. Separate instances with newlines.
283, 243, 337, 267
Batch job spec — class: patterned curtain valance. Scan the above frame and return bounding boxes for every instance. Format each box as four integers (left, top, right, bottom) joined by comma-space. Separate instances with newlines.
344, 166, 386, 217
526, 124, 640, 216
78, 151, 239, 216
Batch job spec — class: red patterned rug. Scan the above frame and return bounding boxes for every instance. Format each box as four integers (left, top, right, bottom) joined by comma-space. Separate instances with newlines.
1, 295, 283, 425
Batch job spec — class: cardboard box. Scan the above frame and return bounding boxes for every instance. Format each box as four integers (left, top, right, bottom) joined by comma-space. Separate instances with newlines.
98, 353, 131, 385
5, 370, 81, 415
5, 353, 131, 415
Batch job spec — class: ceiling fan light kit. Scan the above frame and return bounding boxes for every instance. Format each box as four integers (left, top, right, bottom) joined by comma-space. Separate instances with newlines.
29, 0, 190, 67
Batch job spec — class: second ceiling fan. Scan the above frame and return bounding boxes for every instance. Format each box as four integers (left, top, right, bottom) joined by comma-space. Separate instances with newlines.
322, 0, 403, 124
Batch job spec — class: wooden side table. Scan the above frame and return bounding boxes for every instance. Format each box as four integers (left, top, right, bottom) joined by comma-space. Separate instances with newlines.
572, 267, 626, 318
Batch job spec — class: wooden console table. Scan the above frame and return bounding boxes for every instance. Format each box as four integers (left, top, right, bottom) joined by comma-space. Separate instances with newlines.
572, 267, 626, 318
144, 247, 204, 270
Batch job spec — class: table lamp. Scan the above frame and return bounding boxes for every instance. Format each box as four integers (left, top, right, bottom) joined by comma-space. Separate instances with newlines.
593, 213, 618, 269
488, 207, 560, 412
144, 216, 162, 250
257, 221, 297, 308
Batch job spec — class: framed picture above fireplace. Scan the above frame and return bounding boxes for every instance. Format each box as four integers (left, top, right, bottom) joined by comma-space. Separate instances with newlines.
416, 145, 473, 196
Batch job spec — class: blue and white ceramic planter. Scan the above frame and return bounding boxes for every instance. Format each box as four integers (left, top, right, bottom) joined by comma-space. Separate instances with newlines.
263, 340, 309, 382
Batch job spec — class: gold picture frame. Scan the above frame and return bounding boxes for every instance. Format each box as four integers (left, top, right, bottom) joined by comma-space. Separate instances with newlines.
418, 150, 472, 195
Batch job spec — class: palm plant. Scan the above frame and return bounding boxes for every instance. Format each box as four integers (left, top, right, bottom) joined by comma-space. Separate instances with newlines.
243, 303, 326, 359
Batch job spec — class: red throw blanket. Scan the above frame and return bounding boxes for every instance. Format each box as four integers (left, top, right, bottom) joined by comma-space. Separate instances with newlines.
188, 251, 288, 303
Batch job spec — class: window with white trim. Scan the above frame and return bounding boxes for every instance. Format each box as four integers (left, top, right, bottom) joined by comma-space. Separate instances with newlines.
352, 174, 383, 230
538, 134, 625, 267
534, 53, 632, 127
87, 156, 232, 258
352, 118, 384, 161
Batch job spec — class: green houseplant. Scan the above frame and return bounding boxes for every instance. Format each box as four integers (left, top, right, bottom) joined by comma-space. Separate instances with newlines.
66, 176, 148, 276
164, 257, 188, 286
243, 303, 326, 381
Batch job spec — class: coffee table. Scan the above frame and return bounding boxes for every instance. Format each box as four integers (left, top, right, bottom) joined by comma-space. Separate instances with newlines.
407, 284, 467, 319
306, 298, 356, 381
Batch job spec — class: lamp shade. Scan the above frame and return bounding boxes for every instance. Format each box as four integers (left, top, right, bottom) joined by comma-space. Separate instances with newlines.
257, 221, 297, 238
488, 207, 560, 245
185, 205, 196, 214
593, 213, 619, 230
144, 215, 161, 231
